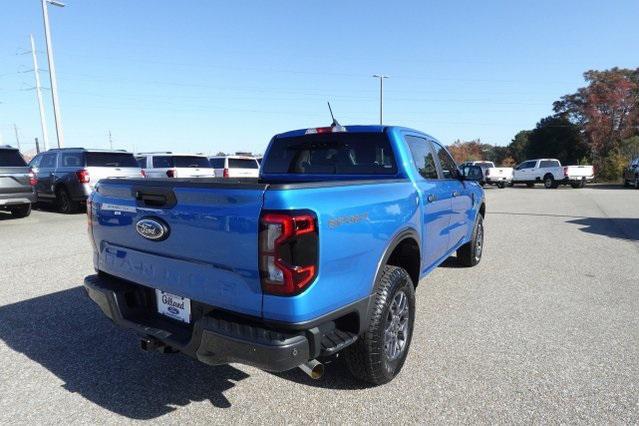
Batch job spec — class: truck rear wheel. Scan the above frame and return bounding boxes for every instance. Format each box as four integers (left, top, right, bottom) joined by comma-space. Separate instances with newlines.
543, 175, 556, 189
457, 214, 484, 267
496, 182, 505, 189
343, 265, 415, 385
56, 187, 80, 214
9, 203, 31, 218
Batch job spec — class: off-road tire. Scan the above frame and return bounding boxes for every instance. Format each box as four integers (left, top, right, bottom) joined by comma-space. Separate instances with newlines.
457, 214, 484, 267
9, 203, 31, 218
343, 265, 415, 386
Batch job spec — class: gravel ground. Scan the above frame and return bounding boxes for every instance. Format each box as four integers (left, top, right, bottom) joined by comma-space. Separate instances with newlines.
0, 185, 637, 424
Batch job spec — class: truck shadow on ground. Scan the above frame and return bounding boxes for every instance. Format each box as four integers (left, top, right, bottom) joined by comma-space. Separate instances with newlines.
491, 211, 639, 242
0, 287, 249, 419
566, 217, 639, 242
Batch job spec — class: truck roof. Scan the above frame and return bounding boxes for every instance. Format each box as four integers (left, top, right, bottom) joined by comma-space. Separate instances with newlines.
275, 125, 436, 140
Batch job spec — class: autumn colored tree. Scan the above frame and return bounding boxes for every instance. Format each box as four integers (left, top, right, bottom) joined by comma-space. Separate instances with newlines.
447, 139, 484, 164
553, 68, 639, 160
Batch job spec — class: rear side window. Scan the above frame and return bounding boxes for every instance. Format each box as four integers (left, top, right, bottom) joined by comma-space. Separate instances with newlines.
229, 158, 258, 169
0, 150, 27, 167
173, 156, 210, 168
86, 152, 138, 167
136, 157, 147, 168
40, 153, 57, 168
263, 132, 397, 175
406, 135, 438, 179
432, 142, 458, 179
60, 152, 84, 168
209, 158, 225, 168
539, 160, 560, 168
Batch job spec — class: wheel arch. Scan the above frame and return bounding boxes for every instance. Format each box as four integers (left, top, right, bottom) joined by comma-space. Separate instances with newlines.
373, 228, 421, 290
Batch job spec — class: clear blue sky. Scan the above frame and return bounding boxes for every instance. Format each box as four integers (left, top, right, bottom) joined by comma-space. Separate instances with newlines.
1, 0, 638, 155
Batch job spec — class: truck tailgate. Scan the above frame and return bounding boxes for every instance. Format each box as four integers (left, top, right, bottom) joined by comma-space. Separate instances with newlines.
90, 178, 268, 317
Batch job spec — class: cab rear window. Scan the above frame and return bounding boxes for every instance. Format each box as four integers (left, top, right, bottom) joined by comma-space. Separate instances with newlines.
263, 132, 397, 175
0, 150, 27, 167
86, 152, 138, 167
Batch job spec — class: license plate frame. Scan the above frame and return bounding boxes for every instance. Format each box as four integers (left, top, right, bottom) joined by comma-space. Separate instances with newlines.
155, 289, 191, 324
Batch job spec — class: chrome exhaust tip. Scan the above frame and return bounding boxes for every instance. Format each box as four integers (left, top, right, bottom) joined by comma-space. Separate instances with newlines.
299, 359, 324, 379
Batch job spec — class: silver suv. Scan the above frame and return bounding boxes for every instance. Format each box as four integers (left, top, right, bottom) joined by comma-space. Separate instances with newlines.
30, 148, 142, 213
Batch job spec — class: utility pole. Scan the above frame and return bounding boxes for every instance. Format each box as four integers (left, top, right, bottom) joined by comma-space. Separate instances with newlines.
35, 137, 41, 154
30, 34, 50, 151
41, 0, 65, 148
108, 130, 113, 150
13, 124, 21, 152
372, 74, 389, 125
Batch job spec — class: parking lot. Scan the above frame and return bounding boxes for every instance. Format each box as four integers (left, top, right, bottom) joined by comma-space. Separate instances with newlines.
0, 186, 637, 424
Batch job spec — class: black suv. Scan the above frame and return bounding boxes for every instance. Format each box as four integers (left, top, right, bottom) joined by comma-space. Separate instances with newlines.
29, 148, 142, 213
0, 145, 36, 218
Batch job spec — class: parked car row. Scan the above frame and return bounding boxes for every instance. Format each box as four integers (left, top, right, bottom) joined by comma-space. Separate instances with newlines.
461, 158, 594, 189
2, 148, 262, 216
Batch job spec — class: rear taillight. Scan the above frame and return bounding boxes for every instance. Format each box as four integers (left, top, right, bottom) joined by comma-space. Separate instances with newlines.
76, 169, 90, 184
28, 169, 37, 186
140, 170, 146, 178
166, 169, 176, 178
563, 166, 568, 177
485, 168, 491, 176
259, 211, 318, 296
223, 168, 229, 178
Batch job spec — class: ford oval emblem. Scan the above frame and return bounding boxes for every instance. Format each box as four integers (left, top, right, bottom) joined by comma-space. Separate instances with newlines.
167, 306, 179, 315
136, 217, 169, 241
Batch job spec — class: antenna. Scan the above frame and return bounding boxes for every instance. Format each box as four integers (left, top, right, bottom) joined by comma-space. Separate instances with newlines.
326, 102, 345, 131
327, 102, 336, 123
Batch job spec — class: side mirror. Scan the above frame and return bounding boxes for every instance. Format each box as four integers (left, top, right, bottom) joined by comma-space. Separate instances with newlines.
460, 165, 483, 181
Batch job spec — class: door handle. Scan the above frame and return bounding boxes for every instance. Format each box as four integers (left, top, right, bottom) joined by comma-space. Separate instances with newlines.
452, 191, 460, 197
427, 194, 436, 203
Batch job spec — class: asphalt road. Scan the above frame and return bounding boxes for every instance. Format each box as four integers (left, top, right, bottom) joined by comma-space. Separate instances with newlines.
0, 185, 637, 424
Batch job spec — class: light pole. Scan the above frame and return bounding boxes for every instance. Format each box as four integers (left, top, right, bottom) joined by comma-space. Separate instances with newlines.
30, 34, 50, 151
41, 0, 65, 148
372, 74, 389, 125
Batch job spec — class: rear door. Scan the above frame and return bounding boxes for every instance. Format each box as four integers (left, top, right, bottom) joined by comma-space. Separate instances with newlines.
36, 152, 58, 199
430, 141, 471, 250
405, 135, 454, 267
91, 179, 268, 316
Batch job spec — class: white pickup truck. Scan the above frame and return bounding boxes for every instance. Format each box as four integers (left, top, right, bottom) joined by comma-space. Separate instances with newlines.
512, 158, 594, 189
461, 161, 513, 188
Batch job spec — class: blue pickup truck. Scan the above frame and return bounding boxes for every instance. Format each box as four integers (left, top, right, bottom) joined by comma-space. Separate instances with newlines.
84, 124, 485, 385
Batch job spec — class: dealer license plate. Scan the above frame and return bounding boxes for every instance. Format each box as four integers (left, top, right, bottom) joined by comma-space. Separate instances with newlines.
155, 289, 191, 323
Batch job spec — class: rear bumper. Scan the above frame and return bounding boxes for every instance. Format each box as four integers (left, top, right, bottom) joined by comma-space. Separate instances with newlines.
84, 273, 360, 372
485, 176, 511, 183
0, 191, 36, 206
